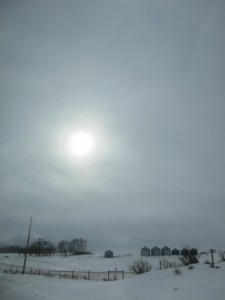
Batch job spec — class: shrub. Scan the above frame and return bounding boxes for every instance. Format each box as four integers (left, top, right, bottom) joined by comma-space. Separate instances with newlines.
180, 245, 199, 265
161, 258, 176, 269
179, 253, 198, 266
179, 256, 189, 266
188, 265, 194, 270
218, 250, 225, 262
174, 267, 182, 275
128, 259, 152, 274
190, 255, 198, 264
209, 263, 220, 269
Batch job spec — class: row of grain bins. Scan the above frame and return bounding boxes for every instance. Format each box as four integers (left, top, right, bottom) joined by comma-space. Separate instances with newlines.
141, 246, 198, 256
104, 247, 198, 258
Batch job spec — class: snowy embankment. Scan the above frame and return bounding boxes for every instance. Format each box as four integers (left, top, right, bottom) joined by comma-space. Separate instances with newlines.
0, 259, 225, 300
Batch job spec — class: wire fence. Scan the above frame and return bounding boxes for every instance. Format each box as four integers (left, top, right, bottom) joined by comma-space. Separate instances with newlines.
0, 263, 132, 281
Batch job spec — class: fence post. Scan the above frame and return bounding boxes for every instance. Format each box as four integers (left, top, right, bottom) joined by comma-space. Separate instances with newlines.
210, 249, 214, 267
159, 260, 162, 270
114, 268, 118, 280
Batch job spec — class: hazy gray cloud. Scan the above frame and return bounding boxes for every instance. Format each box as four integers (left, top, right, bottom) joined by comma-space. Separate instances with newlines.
0, 0, 225, 252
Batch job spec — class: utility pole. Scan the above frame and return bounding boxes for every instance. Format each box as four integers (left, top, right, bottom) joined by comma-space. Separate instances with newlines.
22, 217, 32, 274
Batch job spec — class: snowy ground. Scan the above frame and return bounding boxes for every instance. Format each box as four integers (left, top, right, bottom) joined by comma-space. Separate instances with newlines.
0, 252, 225, 300
0, 252, 180, 272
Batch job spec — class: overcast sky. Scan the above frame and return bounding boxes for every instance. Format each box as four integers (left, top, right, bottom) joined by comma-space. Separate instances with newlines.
1, 0, 225, 252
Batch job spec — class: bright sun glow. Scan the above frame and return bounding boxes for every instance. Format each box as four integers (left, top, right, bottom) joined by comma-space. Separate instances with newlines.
70, 132, 94, 156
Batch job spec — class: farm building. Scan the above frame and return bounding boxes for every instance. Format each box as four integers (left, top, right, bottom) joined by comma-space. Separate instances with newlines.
161, 246, 171, 256
181, 248, 190, 257
172, 248, 180, 255
140, 246, 150, 256
151, 246, 161, 256
104, 250, 113, 258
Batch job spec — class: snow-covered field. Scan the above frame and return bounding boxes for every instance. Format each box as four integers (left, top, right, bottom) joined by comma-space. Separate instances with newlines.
0, 252, 225, 300
0, 251, 180, 272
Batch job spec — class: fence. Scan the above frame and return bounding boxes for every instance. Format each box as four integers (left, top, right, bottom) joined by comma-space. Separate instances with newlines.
0, 263, 130, 281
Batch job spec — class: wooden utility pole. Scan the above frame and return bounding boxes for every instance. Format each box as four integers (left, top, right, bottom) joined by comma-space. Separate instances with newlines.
22, 217, 32, 274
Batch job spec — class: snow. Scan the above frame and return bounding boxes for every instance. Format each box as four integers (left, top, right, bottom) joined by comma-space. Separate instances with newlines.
0, 253, 225, 300
0, 252, 180, 272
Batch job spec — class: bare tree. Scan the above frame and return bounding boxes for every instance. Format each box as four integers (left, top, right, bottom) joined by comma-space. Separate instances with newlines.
29, 239, 56, 256
57, 240, 70, 256
69, 238, 87, 255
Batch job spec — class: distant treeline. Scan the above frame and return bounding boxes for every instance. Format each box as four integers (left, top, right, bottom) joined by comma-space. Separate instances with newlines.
0, 238, 91, 256
0, 245, 25, 254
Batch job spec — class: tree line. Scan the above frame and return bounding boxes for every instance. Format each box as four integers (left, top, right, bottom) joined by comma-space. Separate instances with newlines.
0, 238, 90, 256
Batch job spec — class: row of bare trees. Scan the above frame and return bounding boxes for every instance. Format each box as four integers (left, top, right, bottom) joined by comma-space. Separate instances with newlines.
0, 245, 25, 254
0, 238, 88, 256
29, 239, 56, 256
57, 238, 87, 256
28, 238, 88, 256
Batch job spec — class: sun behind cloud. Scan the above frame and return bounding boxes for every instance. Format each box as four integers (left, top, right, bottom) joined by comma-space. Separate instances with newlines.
69, 132, 94, 156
